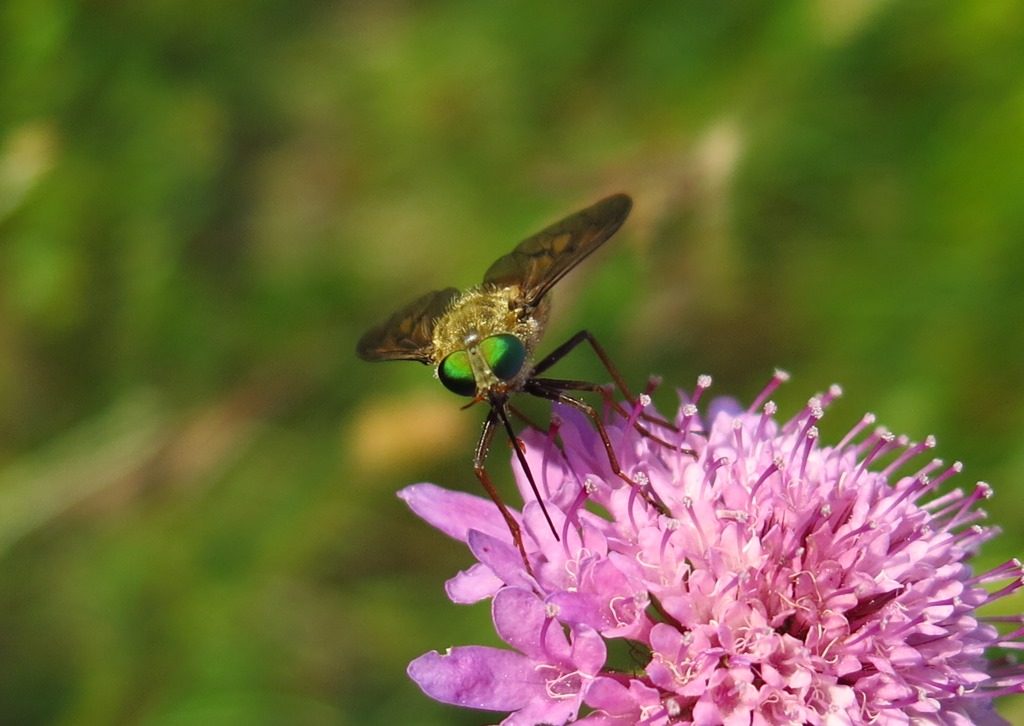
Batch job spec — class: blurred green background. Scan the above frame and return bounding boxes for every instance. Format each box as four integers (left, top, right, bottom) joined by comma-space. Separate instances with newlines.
1, 1, 1022, 724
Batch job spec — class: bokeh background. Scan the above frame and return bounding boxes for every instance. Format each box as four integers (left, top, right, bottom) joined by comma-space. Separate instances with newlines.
2, 2, 1022, 724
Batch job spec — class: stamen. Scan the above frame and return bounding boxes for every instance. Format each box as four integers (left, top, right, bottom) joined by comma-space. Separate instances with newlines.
947, 523, 993, 550
692, 374, 713, 404
881, 435, 936, 477
680, 496, 707, 554
968, 559, 1024, 586
748, 368, 789, 413
660, 518, 680, 563
702, 457, 730, 497
784, 396, 824, 434
831, 413, 877, 458
623, 392, 649, 432
875, 473, 930, 520
939, 482, 994, 532
980, 573, 1024, 607
798, 426, 819, 483
832, 516, 881, 552
922, 487, 965, 513
755, 400, 777, 442
626, 483, 645, 533
929, 460, 965, 490
562, 482, 593, 551
818, 384, 843, 409
677, 403, 699, 440
849, 429, 896, 488
788, 404, 822, 479
750, 457, 783, 497
855, 426, 892, 457
732, 418, 745, 454
909, 457, 945, 484
976, 678, 1024, 699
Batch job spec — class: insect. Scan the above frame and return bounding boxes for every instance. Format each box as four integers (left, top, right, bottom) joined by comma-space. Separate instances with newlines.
357, 194, 669, 568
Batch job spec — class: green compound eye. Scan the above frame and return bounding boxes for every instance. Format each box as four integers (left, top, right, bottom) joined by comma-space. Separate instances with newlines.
438, 350, 476, 397
480, 334, 526, 382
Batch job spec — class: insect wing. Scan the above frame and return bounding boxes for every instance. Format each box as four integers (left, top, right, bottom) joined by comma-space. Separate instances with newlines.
355, 287, 460, 363
482, 193, 632, 309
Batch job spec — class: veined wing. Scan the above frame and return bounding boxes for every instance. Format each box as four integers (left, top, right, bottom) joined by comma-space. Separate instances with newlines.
482, 193, 632, 310
355, 287, 460, 363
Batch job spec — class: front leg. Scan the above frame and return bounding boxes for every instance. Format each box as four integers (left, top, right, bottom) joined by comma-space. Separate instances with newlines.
472, 406, 537, 575
531, 329, 680, 439
524, 379, 669, 517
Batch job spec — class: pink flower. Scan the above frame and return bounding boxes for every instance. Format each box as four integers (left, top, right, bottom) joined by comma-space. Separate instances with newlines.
408, 586, 606, 726
399, 372, 1024, 725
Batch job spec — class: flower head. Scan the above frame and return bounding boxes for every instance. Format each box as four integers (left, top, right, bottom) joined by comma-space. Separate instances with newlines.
399, 372, 1024, 725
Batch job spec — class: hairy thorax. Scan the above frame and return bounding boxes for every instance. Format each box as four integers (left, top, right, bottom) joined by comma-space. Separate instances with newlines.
430, 285, 550, 366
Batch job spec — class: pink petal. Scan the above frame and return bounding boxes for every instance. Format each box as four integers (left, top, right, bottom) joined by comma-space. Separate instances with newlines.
582, 676, 633, 712
408, 646, 543, 711
547, 590, 608, 631
467, 529, 534, 589
570, 624, 607, 675
521, 498, 568, 549
503, 698, 577, 726
510, 428, 573, 506
398, 483, 509, 542
445, 562, 503, 604
493, 586, 571, 663
584, 677, 663, 721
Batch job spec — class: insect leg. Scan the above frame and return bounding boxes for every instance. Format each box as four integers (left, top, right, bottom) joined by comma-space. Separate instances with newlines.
492, 401, 559, 541
524, 380, 668, 515
530, 329, 679, 437
474, 407, 536, 575
535, 376, 690, 453
531, 330, 629, 388
507, 403, 547, 432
